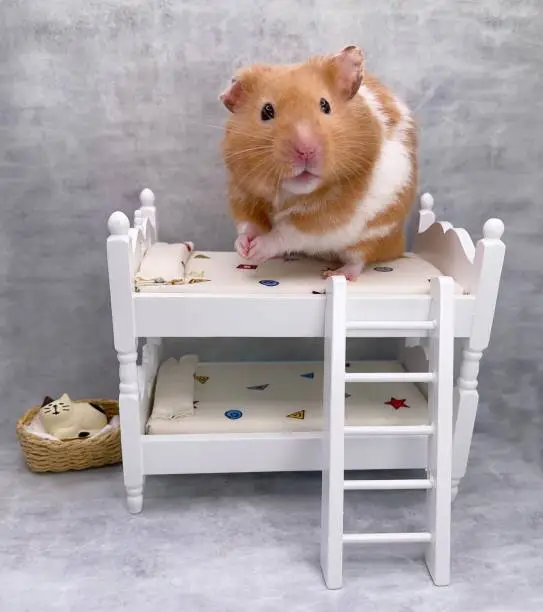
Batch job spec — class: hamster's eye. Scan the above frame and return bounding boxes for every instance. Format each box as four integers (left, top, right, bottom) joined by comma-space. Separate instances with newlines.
260, 103, 275, 121
320, 98, 331, 114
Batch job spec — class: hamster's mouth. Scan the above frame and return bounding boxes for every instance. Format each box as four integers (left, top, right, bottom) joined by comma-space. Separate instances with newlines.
281, 170, 322, 195
294, 170, 318, 182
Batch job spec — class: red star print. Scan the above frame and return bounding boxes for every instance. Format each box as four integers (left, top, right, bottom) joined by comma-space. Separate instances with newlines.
385, 397, 409, 410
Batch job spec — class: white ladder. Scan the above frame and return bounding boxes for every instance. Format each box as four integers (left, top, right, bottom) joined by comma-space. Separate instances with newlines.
320, 275, 454, 589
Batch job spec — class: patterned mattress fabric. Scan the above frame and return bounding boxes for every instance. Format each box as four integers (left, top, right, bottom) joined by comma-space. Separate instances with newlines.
135, 243, 464, 295
146, 360, 429, 435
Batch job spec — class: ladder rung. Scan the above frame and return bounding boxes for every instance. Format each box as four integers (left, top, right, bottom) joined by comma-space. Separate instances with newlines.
344, 479, 432, 491
343, 532, 432, 545
345, 425, 433, 436
346, 321, 436, 332
345, 372, 435, 384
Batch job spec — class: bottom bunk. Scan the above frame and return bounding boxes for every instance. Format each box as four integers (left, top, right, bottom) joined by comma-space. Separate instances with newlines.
140, 359, 431, 475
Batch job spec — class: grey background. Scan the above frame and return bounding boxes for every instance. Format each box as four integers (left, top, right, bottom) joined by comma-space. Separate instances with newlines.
1, 1, 543, 610
2, 0, 541, 450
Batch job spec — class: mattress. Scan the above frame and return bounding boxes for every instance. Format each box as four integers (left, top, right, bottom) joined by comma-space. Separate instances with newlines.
146, 360, 429, 435
135, 243, 464, 295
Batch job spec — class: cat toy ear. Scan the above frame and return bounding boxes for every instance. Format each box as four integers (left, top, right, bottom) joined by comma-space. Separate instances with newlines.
41, 396, 54, 407
219, 78, 245, 113
328, 45, 365, 100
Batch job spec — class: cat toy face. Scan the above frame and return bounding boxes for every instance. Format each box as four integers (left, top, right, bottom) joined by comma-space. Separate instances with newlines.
38, 394, 108, 440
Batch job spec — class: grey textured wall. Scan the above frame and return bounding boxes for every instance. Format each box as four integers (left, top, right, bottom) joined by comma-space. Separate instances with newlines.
1, 1, 542, 460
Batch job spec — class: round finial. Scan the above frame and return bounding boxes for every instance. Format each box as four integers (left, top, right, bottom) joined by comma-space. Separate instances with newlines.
108, 211, 130, 235
420, 192, 434, 210
483, 218, 504, 240
139, 188, 155, 207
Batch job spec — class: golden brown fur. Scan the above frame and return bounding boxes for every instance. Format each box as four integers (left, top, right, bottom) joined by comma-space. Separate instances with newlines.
220, 46, 417, 276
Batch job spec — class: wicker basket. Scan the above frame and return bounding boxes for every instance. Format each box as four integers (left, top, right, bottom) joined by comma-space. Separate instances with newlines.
16, 399, 122, 473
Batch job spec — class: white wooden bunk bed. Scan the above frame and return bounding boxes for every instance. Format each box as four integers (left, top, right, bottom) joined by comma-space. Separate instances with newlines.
106, 188, 505, 588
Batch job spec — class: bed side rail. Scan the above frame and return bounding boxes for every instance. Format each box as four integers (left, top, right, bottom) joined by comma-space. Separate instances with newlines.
414, 192, 505, 349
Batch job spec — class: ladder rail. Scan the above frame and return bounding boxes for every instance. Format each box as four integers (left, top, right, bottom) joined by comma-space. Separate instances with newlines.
320, 275, 455, 590
344, 479, 432, 491
425, 276, 455, 586
345, 372, 435, 384
320, 275, 348, 590
343, 532, 432, 545
344, 425, 433, 436
347, 321, 436, 332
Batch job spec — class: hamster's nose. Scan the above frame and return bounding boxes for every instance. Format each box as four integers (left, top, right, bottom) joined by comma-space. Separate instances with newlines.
291, 124, 321, 163
293, 142, 317, 162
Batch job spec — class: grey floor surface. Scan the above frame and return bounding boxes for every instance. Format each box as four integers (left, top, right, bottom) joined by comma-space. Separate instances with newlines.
2, 403, 543, 612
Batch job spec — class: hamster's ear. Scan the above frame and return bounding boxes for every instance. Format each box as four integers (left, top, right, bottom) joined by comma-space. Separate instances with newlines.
327, 45, 365, 100
220, 78, 245, 113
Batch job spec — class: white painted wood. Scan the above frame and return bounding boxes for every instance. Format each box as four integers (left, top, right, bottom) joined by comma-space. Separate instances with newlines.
425, 276, 454, 587
413, 221, 476, 291
409, 192, 437, 348
321, 275, 348, 590
466, 218, 506, 345
142, 432, 428, 474
452, 218, 505, 498
128, 189, 157, 272
129, 227, 145, 271
107, 213, 144, 514
345, 425, 433, 436
118, 350, 144, 514
107, 213, 135, 352
347, 320, 436, 332
451, 363, 480, 500
321, 274, 454, 588
139, 187, 157, 234
104, 187, 506, 545
345, 372, 435, 384
134, 293, 475, 338
418, 193, 436, 233
399, 344, 431, 400
344, 479, 432, 491
343, 532, 432, 545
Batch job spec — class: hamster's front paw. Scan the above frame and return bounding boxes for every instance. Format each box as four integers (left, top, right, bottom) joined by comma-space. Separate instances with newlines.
323, 262, 364, 282
235, 234, 254, 259
247, 235, 280, 264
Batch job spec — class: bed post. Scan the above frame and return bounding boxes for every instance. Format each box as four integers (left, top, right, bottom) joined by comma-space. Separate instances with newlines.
107, 211, 144, 514
418, 192, 436, 233
451, 218, 505, 500
139, 187, 157, 236
136, 187, 163, 390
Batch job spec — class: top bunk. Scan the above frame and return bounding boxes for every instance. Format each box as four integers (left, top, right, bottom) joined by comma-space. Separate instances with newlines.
106, 189, 505, 339
134, 244, 464, 296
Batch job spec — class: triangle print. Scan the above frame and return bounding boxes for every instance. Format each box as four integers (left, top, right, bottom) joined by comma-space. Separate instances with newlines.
247, 384, 269, 391
287, 410, 305, 420
300, 372, 314, 380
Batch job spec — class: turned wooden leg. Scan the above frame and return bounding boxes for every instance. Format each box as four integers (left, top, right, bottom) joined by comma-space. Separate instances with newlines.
126, 483, 144, 514
451, 346, 483, 501
118, 349, 145, 514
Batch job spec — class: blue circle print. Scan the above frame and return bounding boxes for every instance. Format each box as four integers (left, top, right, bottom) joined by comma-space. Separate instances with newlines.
259, 279, 279, 287
225, 409, 243, 420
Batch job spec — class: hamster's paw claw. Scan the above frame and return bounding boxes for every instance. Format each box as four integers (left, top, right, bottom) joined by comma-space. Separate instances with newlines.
235, 234, 253, 259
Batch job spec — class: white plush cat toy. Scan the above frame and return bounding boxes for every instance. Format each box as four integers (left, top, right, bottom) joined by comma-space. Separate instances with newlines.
38, 393, 108, 440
